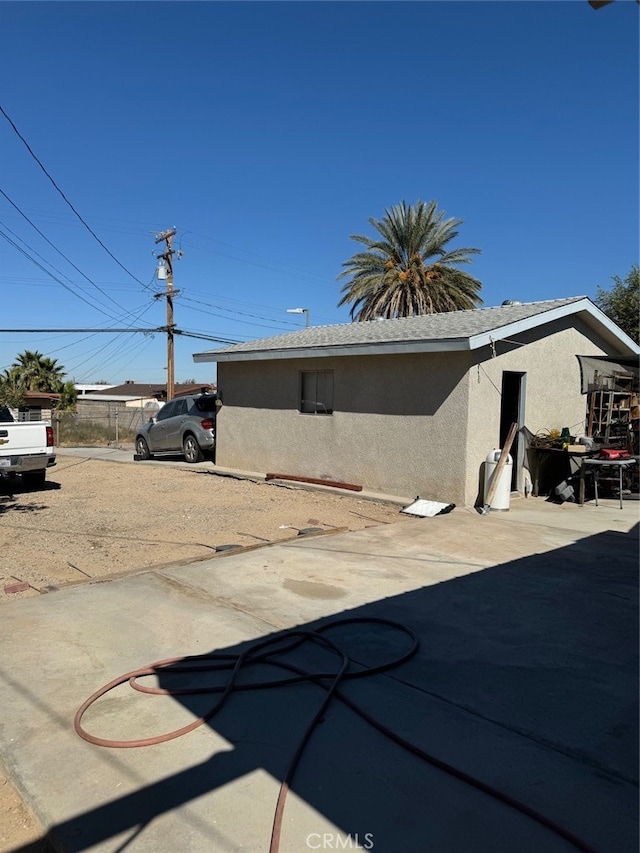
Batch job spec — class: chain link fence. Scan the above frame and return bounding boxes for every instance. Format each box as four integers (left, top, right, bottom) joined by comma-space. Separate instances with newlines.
53, 406, 152, 448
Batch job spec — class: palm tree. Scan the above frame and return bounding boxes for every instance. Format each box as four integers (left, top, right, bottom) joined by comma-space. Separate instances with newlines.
53, 379, 78, 413
338, 200, 483, 322
11, 350, 66, 392
0, 367, 25, 409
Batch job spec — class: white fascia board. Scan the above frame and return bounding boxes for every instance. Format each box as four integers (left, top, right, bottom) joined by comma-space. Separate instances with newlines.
78, 394, 149, 402
193, 337, 471, 363
469, 298, 640, 355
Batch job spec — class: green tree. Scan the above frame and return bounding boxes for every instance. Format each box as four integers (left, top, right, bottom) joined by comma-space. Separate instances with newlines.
595, 266, 639, 345
11, 350, 66, 391
338, 199, 483, 322
0, 350, 77, 411
54, 380, 78, 413
0, 367, 25, 409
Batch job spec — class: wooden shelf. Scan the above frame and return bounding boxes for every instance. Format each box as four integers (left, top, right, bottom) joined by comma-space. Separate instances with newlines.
586, 373, 638, 452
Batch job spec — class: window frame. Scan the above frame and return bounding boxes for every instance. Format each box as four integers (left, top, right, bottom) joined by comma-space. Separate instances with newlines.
299, 369, 334, 415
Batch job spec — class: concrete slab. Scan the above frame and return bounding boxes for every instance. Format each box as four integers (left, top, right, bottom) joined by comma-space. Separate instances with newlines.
0, 498, 637, 853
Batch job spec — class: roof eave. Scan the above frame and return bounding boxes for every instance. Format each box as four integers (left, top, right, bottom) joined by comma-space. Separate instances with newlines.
468, 298, 639, 355
192, 298, 640, 364
193, 337, 473, 363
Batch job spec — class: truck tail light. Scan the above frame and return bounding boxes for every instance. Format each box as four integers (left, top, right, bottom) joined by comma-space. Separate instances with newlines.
200, 418, 214, 431
46, 426, 54, 447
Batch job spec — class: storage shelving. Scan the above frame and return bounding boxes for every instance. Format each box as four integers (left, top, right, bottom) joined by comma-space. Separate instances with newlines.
586, 372, 638, 452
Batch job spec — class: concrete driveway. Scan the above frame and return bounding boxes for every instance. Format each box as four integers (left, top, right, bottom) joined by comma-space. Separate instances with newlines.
0, 470, 637, 853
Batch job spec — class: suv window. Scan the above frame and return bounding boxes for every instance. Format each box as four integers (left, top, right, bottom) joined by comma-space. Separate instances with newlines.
156, 401, 177, 421
194, 395, 218, 414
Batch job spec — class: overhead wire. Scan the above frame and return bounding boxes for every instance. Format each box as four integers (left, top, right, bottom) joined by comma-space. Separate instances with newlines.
0, 202, 337, 293
95, 335, 158, 381
0, 216, 162, 377
63, 303, 159, 378
0, 224, 133, 322
0, 104, 148, 287
0, 187, 143, 317
0, 200, 342, 325
173, 329, 242, 344
181, 231, 339, 289
179, 295, 298, 333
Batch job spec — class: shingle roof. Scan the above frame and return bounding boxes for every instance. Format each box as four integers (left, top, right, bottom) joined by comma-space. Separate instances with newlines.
195, 297, 640, 363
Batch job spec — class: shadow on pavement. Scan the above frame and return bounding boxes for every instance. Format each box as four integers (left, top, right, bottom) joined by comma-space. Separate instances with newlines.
8, 525, 639, 853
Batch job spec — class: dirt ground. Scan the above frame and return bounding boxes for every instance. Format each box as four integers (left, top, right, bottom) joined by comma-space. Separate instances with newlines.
0, 451, 402, 851
0, 453, 401, 602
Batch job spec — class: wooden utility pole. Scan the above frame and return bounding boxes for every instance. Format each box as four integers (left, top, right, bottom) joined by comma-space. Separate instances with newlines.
154, 228, 177, 400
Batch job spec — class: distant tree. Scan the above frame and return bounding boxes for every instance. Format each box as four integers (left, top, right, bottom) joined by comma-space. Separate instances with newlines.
0, 367, 25, 409
595, 266, 639, 344
54, 380, 78, 413
11, 350, 65, 391
338, 199, 483, 322
0, 350, 77, 411
181, 378, 197, 385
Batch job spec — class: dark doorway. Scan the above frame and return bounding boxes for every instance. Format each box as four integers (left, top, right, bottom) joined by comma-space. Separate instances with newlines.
499, 372, 526, 490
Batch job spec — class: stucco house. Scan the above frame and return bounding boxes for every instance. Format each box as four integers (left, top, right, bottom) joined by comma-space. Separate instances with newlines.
193, 297, 639, 506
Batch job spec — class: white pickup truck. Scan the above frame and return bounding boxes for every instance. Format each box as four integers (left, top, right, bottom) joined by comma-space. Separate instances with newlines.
0, 406, 57, 489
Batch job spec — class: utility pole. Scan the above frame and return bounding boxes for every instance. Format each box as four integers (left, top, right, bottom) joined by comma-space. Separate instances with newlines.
154, 228, 178, 401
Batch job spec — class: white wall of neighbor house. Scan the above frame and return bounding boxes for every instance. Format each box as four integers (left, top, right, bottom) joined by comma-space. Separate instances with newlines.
216, 351, 473, 503
464, 317, 612, 504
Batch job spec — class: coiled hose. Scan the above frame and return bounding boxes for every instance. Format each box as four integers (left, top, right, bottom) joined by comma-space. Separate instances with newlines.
74, 616, 597, 853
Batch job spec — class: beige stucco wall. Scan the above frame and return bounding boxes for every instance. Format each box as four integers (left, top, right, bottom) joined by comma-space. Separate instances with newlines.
215, 317, 618, 506
216, 352, 472, 503
464, 316, 612, 504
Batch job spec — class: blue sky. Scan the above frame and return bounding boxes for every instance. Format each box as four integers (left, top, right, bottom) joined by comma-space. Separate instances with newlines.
1, 1, 637, 386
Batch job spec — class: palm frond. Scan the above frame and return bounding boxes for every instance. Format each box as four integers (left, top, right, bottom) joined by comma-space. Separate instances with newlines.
338, 199, 483, 321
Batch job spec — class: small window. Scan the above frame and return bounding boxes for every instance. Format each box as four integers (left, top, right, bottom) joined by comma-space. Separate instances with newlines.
300, 370, 333, 415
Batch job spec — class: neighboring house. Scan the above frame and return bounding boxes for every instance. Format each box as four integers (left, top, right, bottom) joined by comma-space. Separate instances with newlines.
75, 382, 216, 433
74, 383, 117, 395
193, 297, 640, 506
12, 391, 60, 422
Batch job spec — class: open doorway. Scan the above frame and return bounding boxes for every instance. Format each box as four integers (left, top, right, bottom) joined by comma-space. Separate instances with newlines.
499, 372, 526, 491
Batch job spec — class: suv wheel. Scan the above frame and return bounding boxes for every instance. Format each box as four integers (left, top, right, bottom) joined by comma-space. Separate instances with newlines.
135, 436, 152, 460
183, 434, 204, 463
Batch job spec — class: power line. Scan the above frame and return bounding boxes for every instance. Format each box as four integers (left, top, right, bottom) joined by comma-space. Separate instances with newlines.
0, 225, 137, 322
174, 329, 241, 344
0, 327, 162, 333
0, 325, 240, 344
180, 295, 297, 332
182, 234, 339, 289
0, 103, 147, 287
65, 327, 157, 378
0, 187, 137, 315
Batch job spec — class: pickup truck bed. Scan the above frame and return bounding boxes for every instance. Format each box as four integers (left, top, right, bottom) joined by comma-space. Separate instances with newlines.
0, 420, 57, 488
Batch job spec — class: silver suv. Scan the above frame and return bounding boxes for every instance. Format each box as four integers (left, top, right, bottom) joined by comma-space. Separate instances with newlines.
135, 393, 218, 463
